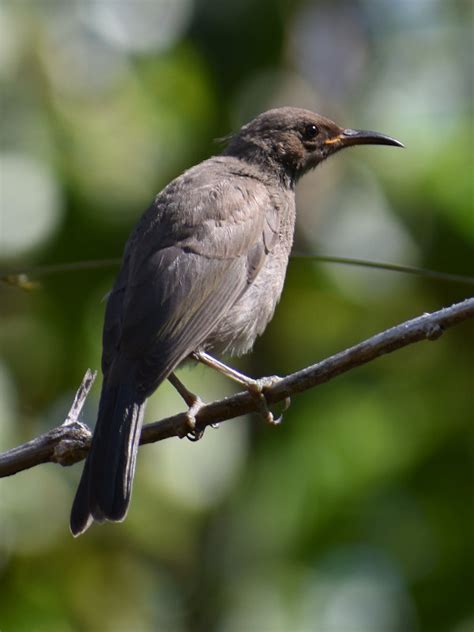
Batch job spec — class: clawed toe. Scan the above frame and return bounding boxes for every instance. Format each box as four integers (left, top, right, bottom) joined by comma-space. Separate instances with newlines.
247, 376, 289, 425
184, 396, 206, 441
269, 395, 291, 425
168, 372, 208, 441
191, 353, 290, 428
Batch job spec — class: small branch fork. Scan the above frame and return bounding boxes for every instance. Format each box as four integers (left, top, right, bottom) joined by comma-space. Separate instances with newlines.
1, 297, 473, 479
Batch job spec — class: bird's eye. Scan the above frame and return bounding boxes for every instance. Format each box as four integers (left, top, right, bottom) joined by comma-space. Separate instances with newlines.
303, 123, 319, 140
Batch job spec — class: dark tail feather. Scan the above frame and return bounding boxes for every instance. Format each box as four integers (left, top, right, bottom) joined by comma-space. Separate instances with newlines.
70, 380, 145, 537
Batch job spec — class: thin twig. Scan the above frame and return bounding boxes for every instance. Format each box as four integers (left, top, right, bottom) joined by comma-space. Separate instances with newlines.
1, 255, 473, 288
0, 297, 473, 478
0, 370, 96, 476
296, 254, 474, 286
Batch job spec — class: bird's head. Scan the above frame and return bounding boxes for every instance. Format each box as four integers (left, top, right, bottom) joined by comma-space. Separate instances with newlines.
224, 107, 403, 184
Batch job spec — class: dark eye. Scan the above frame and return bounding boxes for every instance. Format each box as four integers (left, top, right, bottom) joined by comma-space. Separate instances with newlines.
303, 123, 319, 140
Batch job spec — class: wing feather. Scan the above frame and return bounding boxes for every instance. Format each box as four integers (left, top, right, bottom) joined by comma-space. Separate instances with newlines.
102, 158, 273, 395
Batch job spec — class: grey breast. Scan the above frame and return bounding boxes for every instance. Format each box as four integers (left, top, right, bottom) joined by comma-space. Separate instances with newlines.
202, 171, 296, 358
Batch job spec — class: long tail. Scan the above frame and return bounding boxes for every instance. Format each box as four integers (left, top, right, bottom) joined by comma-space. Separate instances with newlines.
70, 380, 146, 537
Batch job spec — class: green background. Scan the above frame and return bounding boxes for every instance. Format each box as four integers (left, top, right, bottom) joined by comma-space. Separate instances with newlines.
0, 1, 472, 630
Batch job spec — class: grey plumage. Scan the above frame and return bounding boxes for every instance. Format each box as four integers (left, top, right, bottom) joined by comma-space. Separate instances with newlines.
70, 107, 402, 536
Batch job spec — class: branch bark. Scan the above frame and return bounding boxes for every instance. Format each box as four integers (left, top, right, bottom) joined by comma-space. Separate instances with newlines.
1, 297, 473, 478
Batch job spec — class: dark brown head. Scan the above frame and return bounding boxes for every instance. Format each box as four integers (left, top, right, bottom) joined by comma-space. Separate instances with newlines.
224, 107, 403, 184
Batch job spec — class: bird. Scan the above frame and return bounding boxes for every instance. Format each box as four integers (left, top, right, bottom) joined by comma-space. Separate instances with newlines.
70, 107, 402, 536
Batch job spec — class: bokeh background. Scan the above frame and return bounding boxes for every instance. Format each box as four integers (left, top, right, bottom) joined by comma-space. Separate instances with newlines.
1, 1, 473, 630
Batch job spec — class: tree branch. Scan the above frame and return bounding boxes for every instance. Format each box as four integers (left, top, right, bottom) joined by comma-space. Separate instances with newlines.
1, 297, 473, 478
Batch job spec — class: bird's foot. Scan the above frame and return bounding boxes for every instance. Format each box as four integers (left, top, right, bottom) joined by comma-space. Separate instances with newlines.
168, 372, 208, 441
193, 352, 290, 425
183, 395, 207, 442
246, 375, 291, 425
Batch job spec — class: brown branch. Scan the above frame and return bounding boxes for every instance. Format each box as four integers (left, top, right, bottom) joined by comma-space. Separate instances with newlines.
1, 297, 473, 478
0, 370, 97, 476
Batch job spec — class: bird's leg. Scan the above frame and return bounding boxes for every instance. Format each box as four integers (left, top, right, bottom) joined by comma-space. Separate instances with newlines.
167, 373, 206, 441
192, 351, 290, 425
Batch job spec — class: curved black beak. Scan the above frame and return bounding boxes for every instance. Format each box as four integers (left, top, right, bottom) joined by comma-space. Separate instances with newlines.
325, 128, 404, 149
